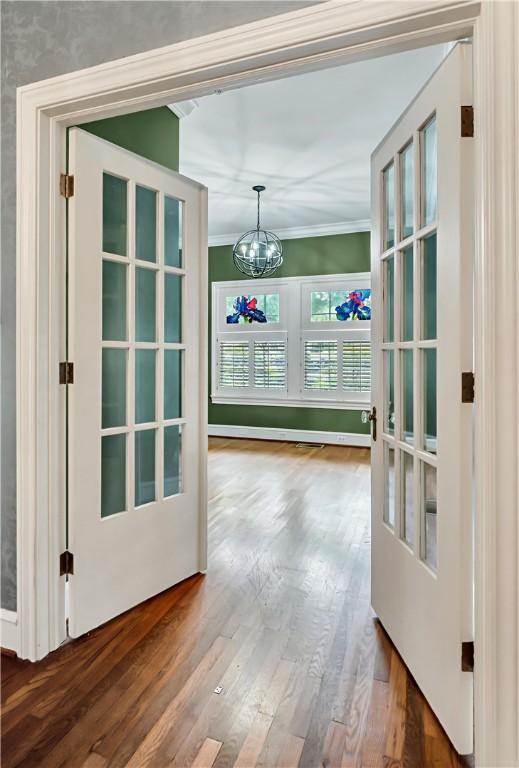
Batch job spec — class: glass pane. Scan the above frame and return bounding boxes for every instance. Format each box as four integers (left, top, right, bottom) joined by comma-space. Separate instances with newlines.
135, 267, 156, 342
164, 425, 182, 497
264, 294, 280, 323
165, 196, 182, 268
422, 462, 437, 569
400, 142, 414, 238
102, 260, 127, 341
135, 429, 156, 506
101, 434, 126, 518
225, 296, 236, 321
422, 116, 437, 225
402, 246, 413, 341
384, 442, 395, 528
383, 162, 395, 249
402, 451, 414, 546
330, 291, 348, 320
311, 291, 330, 322
402, 349, 414, 445
384, 350, 395, 435
422, 233, 437, 340
136, 185, 157, 263
102, 348, 127, 428
423, 348, 437, 454
135, 350, 156, 424
103, 173, 127, 257
384, 257, 395, 342
164, 273, 182, 343
164, 350, 182, 420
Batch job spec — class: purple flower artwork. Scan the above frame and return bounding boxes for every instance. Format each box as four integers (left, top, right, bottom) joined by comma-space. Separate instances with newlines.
336, 290, 372, 321
226, 296, 267, 324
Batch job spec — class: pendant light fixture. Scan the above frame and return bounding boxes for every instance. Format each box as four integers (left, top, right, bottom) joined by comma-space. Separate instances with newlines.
232, 185, 283, 278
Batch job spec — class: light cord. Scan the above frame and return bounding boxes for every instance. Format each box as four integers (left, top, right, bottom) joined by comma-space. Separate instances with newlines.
257, 188, 261, 230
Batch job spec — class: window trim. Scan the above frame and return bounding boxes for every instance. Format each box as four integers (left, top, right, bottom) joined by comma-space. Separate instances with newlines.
212, 272, 371, 409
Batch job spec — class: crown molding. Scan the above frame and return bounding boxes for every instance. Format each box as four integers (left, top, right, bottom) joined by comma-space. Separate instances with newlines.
208, 219, 371, 247
167, 100, 199, 119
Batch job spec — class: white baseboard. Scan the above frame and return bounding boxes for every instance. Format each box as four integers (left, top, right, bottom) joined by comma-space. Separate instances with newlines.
1, 609, 19, 654
208, 424, 370, 447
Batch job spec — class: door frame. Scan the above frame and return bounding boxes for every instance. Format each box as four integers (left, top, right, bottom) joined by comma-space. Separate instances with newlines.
15, 1, 518, 765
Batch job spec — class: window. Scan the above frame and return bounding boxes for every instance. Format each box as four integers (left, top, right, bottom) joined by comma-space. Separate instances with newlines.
304, 341, 338, 390
213, 273, 371, 407
216, 333, 286, 396
225, 293, 280, 324
310, 289, 372, 322
254, 341, 286, 389
219, 342, 249, 388
343, 341, 371, 392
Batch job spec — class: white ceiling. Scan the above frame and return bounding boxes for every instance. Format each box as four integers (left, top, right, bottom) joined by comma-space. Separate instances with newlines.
177, 44, 447, 242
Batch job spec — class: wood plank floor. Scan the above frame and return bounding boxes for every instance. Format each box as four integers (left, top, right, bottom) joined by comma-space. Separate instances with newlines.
1, 438, 469, 767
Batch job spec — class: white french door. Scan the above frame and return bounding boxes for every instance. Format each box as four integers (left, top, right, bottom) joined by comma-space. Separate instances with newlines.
67, 128, 207, 638
370, 45, 473, 753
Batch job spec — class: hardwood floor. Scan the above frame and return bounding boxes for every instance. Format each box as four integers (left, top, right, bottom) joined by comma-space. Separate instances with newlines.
1, 438, 467, 767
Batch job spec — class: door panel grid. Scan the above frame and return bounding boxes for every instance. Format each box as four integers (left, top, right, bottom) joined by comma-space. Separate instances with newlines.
380, 121, 438, 562
101, 176, 186, 512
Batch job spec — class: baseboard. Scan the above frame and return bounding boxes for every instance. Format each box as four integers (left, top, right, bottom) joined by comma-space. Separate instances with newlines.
1, 609, 19, 654
208, 424, 370, 447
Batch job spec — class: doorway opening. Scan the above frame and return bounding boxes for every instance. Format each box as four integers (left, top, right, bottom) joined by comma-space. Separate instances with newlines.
14, 39, 473, 767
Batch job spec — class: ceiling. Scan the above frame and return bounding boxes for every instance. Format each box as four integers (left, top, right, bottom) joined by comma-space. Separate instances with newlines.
177, 44, 448, 242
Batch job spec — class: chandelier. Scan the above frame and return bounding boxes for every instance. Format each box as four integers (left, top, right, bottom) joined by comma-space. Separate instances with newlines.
232, 185, 283, 278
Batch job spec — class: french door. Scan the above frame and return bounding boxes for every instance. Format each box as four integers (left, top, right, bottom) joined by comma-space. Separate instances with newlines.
67, 128, 207, 638
370, 44, 473, 753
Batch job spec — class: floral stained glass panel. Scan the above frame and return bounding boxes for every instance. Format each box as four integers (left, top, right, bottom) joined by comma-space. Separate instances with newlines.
310, 290, 371, 322
226, 294, 279, 324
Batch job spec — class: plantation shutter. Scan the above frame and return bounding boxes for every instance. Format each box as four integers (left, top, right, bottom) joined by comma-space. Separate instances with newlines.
304, 341, 338, 390
343, 341, 371, 392
218, 341, 250, 388
254, 340, 286, 389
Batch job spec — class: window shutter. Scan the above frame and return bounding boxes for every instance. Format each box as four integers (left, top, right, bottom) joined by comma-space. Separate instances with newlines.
343, 341, 371, 392
254, 341, 286, 389
304, 341, 338, 390
218, 342, 249, 388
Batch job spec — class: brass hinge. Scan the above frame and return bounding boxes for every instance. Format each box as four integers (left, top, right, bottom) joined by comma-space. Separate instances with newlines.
60, 173, 74, 198
461, 640, 474, 672
60, 550, 74, 576
461, 371, 475, 403
461, 106, 474, 138
59, 361, 74, 384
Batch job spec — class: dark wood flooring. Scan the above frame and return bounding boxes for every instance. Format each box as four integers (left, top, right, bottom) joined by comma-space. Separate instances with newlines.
1, 438, 467, 767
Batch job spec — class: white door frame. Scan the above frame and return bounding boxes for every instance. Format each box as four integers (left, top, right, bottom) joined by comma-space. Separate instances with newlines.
15, 2, 518, 765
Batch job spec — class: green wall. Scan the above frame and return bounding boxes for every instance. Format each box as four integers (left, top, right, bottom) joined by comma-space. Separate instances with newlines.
209, 232, 371, 435
81, 106, 179, 171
